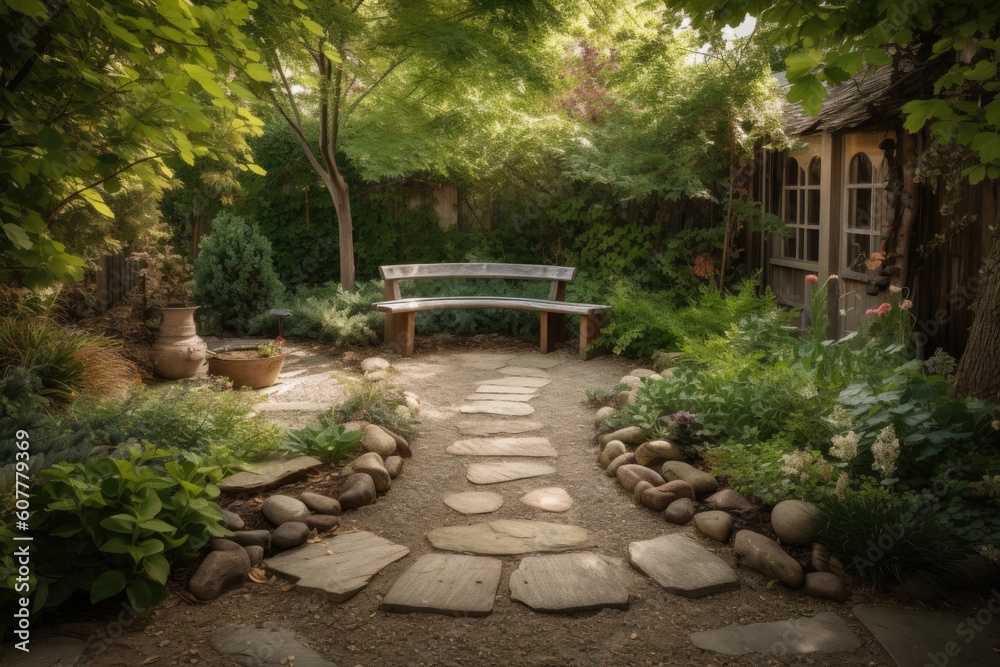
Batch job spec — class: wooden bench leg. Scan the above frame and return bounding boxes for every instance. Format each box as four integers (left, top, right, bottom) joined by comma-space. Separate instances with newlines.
384, 312, 416, 356
399, 312, 415, 357
540, 312, 565, 354
579, 313, 609, 360
384, 313, 400, 348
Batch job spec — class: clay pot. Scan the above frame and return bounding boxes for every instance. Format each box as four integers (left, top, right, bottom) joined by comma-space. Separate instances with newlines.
208, 350, 285, 389
151, 307, 207, 380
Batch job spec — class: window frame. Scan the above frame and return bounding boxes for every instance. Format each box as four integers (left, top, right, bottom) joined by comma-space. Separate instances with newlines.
772, 155, 822, 267
841, 151, 889, 279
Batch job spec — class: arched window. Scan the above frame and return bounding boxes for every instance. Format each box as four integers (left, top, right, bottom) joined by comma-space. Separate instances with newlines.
844, 153, 888, 273
778, 156, 821, 263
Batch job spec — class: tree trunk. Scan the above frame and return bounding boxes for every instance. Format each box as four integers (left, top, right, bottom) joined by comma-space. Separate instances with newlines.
953, 232, 1000, 400
330, 168, 355, 291
892, 130, 918, 290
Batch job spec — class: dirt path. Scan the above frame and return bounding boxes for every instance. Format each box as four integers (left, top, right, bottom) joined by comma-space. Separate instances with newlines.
68, 344, 900, 667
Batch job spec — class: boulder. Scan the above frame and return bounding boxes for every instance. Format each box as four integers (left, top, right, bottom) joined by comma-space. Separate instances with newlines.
384, 455, 403, 479
704, 489, 757, 511
605, 452, 635, 478
770, 500, 819, 545
271, 521, 310, 551
598, 441, 627, 469
804, 572, 849, 603
594, 406, 615, 428
339, 473, 377, 510
598, 426, 645, 449
382, 428, 412, 458
261, 495, 310, 526
634, 440, 684, 466
661, 461, 718, 494
694, 511, 733, 543
304, 514, 341, 532
208, 538, 244, 553
633, 480, 653, 507
244, 545, 264, 567
299, 492, 341, 515
360, 357, 391, 373
189, 549, 250, 601
629, 368, 656, 378
619, 375, 642, 388
616, 464, 666, 493
615, 390, 637, 408
361, 424, 396, 459
734, 530, 804, 588
663, 498, 695, 525
352, 452, 392, 493
221, 509, 244, 531
640, 480, 696, 512
228, 530, 270, 550
404, 395, 421, 414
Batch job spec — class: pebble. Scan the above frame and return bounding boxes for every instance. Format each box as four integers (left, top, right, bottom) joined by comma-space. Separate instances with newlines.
299, 492, 341, 515
271, 521, 310, 550
663, 498, 695, 525
262, 495, 310, 526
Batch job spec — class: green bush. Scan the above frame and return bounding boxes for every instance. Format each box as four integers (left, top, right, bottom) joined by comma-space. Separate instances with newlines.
276, 280, 384, 346
812, 493, 969, 590
325, 380, 418, 439
193, 212, 283, 335
282, 423, 362, 462
11, 446, 234, 616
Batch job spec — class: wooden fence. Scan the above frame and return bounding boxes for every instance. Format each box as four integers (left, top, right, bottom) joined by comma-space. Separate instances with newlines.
95, 252, 137, 314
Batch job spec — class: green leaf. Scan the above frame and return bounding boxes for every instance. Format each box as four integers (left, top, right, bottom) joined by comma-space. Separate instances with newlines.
99, 514, 137, 534
864, 49, 892, 67
90, 570, 127, 604
36, 126, 64, 151
181, 64, 227, 98
3, 223, 32, 250
7, 0, 48, 18
79, 189, 115, 217
137, 519, 176, 534
244, 62, 272, 83
302, 19, 325, 37
126, 578, 152, 612
785, 50, 823, 80
99, 537, 133, 554
972, 132, 1000, 163
143, 554, 170, 585
137, 492, 162, 521
246, 163, 266, 176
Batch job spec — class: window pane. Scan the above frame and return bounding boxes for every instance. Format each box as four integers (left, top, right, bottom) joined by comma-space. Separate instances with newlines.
798, 229, 805, 260
785, 190, 798, 223
807, 229, 820, 262
846, 233, 872, 272
848, 189, 872, 229
784, 233, 796, 258
849, 153, 873, 184
807, 190, 820, 226
808, 157, 821, 185
784, 158, 799, 185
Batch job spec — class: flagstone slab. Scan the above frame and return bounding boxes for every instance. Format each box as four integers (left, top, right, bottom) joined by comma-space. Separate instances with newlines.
465, 393, 535, 402
482, 377, 552, 388
520, 487, 574, 512
426, 520, 593, 555
510, 553, 628, 612
497, 366, 550, 378
459, 401, 535, 416
443, 491, 505, 514
448, 437, 557, 457
628, 534, 739, 598
4, 636, 86, 667
476, 385, 537, 394
689, 613, 862, 655
265, 531, 409, 601
379, 554, 503, 617
453, 353, 514, 370
853, 605, 1000, 667
466, 461, 556, 484
457, 420, 544, 436
507, 355, 565, 369
210, 623, 335, 667
218, 455, 324, 494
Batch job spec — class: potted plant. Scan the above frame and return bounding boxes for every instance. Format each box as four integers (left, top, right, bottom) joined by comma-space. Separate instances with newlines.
207, 336, 287, 389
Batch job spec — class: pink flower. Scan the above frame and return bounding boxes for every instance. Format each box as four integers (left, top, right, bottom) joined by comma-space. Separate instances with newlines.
805, 275, 819, 286
865, 308, 877, 316
876, 303, 892, 315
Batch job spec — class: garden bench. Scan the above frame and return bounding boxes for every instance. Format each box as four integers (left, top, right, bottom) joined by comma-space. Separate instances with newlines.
372, 263, 612, 359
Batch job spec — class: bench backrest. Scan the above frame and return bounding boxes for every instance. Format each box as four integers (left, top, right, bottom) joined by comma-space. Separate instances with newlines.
379, 263, 577, 301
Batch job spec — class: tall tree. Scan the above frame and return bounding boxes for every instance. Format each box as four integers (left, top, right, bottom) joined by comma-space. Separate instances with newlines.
668, 0, 1000, 399
247, 0, 564, 290
0, 0, 268, 287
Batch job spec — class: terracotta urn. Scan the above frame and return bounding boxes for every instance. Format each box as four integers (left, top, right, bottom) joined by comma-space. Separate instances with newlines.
207, 348, 285, 389
151, 307, 208, 380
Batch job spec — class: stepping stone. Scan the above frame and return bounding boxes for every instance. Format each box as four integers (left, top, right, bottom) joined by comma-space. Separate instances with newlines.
448, 437, 557, 457
497, 366, 550, 378
460, 401, 535, 416
210, 623, 334, 667
426, 520, 593, 555
628, 534, 739, 598
508, 355, 565, 369
453, 353, 513, 370
457, 420, 544, 436
4, 637, 86, 667
510, 553, 628, 612
476, 385, 536, 394
854, 605, 1000, 667
689, 612, 862, 655
466, 461, 556, 484
443, 491, 504, 514
218, 455, 323, 494
465, 393, 535, 402
520, 487, 574, 512
265, 531, 409, 601
380, 553, 503, 617
482, 376, 552, 388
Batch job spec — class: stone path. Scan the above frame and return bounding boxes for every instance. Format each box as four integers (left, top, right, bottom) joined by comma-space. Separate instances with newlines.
380, 554, 503, 617
689, 613, 862, 655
